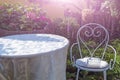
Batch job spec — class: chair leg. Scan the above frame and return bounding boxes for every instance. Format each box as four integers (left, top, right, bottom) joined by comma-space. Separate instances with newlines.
103, 71, 107, 80
76, 68, 80, 80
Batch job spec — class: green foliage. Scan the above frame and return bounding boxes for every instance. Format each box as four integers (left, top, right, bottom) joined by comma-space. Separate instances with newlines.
66, 72, 75, 79
108, 39, 120, 79
111, 39, 120, 53
0, 3, 50, 31
66, 59, 76, 80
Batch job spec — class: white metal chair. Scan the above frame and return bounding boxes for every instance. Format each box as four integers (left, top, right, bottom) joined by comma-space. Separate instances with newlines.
70, 23, 116, 80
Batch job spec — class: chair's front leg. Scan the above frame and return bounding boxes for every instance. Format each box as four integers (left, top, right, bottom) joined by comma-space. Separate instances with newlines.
76, 68, 80, 80
103, 71, 107, 80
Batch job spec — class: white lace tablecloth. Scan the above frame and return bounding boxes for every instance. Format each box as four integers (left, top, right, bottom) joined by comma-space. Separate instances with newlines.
0, 34, 69, 80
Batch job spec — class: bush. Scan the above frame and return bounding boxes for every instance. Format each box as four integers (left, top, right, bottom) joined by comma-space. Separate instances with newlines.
109, 39, 120, 79
0, 3, 51, 31
47, 18, 80, 44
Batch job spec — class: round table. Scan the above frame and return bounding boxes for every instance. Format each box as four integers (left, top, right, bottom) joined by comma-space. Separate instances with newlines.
0, 34, 69, 80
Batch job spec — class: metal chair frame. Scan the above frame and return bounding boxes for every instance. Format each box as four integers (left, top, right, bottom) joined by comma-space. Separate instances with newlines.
70, 23, 116, 80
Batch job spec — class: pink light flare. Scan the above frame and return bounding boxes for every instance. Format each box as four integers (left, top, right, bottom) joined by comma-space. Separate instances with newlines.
50, 0, 74, 4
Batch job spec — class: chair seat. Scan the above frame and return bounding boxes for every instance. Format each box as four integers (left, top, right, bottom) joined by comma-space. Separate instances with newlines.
76, 57, 109, 69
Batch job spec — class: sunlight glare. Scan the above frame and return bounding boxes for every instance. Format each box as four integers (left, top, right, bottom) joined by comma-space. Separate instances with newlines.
51, 0, 73, 3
